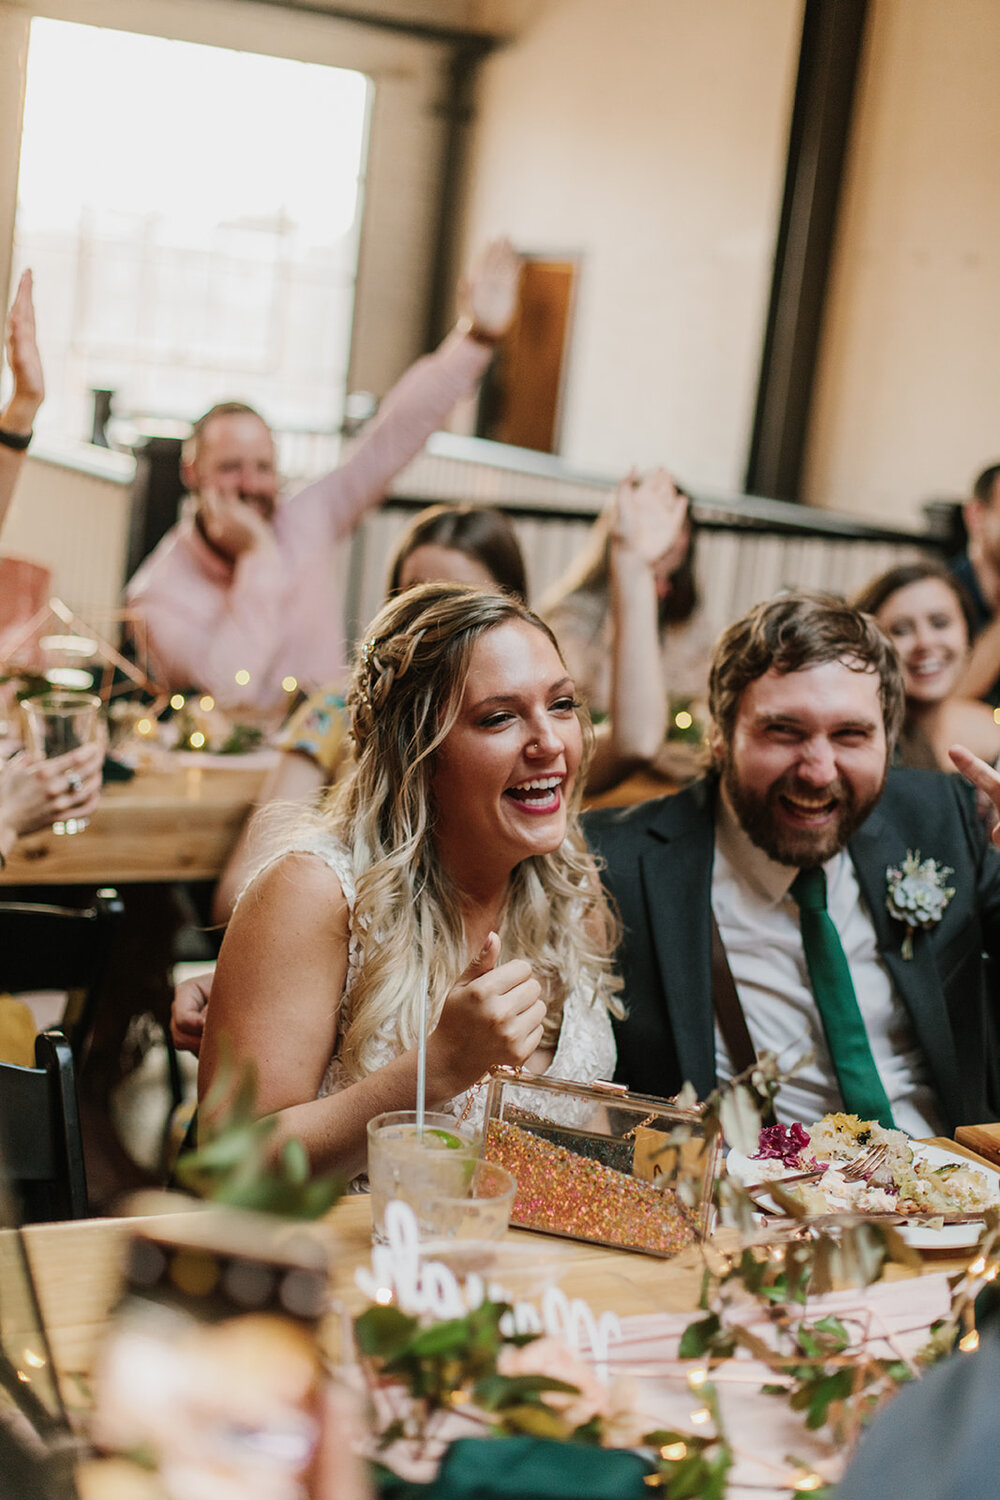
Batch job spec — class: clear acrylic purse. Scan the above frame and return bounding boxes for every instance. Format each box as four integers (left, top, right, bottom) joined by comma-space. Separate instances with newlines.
481, 1068, 720, 1257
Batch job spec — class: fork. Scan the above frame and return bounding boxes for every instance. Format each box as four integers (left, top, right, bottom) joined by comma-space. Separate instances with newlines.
840, 1144, 889, 1181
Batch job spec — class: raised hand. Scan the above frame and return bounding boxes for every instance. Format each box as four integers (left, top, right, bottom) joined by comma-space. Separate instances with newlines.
426, 931, 547, 1098
612, 467, 689, 581
4, 269, 44, 431
949, 743, 1000, 846
196, 485, 275, 561
459, 238, 522, 341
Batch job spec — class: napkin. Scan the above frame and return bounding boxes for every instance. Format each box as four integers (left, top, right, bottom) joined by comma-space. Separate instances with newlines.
375, 1436, 653, 1499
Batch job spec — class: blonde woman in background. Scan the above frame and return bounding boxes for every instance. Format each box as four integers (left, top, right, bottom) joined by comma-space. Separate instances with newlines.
540, 469, 714, 781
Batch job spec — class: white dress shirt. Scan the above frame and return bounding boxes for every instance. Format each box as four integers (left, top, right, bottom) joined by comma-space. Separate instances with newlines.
711, 796, 942, 1137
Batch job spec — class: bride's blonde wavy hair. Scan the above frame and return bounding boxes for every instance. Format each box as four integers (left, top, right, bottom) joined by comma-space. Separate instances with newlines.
309, 582, 621, 1078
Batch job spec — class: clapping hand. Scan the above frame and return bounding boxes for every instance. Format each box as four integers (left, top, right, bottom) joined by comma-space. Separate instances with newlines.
612, 467, 689, 588
459, 238, 522, 342
4, 270, 44, 431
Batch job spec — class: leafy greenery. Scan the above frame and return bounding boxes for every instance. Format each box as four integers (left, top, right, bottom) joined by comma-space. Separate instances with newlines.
670, 1051, 983, 1474
643, 1384, 732, 1498
354, 1299, 599, 1448
174, 1045, 343, 1218
351, 1055, 1000, 1496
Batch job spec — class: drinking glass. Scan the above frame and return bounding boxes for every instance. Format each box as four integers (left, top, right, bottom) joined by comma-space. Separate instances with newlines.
418, 1158, 517, 1243
367, 1111, 493, 1243
21, 691, 102, 835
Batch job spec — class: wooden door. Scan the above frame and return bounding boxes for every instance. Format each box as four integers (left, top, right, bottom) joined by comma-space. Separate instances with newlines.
478, 258, 576, 454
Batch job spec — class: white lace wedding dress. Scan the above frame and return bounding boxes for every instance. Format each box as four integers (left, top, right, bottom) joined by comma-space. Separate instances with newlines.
260, 832, 618, 1130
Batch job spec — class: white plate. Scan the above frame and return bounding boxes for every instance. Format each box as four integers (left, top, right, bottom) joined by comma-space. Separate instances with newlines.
725, 1142, 1000, 1250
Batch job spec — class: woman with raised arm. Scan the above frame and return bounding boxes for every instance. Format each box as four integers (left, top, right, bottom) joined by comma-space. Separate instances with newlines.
197, 583, 621, 1180
207, 477, 674, 928
540, 470, 713, 785
0, 271, 44, 530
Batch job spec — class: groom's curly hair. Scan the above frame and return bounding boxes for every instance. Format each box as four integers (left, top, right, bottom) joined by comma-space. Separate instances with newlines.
708, 590, 906, 754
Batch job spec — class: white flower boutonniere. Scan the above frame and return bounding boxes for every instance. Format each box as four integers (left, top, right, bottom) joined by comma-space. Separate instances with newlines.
885, 850, 955, 959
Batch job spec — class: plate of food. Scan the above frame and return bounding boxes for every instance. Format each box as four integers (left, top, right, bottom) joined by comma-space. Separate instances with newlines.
725, 1113, 1000, 1248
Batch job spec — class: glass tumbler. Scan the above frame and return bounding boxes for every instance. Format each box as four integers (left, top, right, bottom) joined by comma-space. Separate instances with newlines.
21, 691, 102, 834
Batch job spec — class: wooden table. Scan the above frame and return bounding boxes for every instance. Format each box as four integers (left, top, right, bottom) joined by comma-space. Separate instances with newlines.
19, 1140, 996, 1394
12, 1146, 997, 1499
0, 755, 272, 886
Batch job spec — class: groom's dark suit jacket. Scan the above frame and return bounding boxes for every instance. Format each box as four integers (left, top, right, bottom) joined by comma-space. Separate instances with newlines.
584, 768, 1000, 1133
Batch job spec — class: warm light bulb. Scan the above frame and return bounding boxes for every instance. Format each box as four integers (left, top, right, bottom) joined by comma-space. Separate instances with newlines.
282, 676, 298, 693
690, 1407, 711, 1426
969, 1256, 987, 1276
136, 718, 152, 735
22, 1349, 46, 1369
235, 669, 251, 686
687, 1367, 708, 1388
374, 1287, 393, 1306
199, 695, 215, 712
959, 1329, 980, 1353
189, 731, 206, 749
793, 1474, 825, 1493
660, 1442, 687, 1461
674, 709, 693, 730
170, 693, 185, 710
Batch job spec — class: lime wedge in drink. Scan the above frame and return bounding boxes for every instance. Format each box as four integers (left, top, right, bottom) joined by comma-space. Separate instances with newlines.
425, 1128, 468, 1150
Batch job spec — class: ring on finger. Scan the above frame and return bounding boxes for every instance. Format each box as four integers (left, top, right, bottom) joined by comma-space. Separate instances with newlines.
66, 772, 83, 795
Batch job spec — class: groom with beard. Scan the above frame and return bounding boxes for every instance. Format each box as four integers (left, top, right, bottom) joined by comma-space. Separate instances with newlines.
585, 591, 1000, 1134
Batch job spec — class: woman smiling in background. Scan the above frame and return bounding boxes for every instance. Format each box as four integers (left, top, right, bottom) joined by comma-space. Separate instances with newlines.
854, 560, 1000, 771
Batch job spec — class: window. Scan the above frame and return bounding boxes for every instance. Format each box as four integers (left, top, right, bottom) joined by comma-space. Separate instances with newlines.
12, 19, 370, 451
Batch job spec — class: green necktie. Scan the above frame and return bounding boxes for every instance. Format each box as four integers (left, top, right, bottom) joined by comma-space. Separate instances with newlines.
790, 866, 896, 1129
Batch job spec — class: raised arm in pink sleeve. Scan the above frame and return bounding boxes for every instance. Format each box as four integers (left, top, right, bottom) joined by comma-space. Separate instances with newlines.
126, 330, 494, 711
283, 329, 492, 547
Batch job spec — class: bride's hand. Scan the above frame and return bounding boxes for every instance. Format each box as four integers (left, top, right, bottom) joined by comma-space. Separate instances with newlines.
426, 932, 547, 1099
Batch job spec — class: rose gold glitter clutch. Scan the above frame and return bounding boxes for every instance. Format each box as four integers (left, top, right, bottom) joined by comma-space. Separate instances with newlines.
481, 1069, 719, 1257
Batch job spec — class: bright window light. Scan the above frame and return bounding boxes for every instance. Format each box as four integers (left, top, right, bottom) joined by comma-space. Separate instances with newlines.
12, 18, 370, 448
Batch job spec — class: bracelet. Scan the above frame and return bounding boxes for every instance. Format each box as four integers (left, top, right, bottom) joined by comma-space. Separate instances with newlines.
0, 426, 31, 451
455, 314, 504, 349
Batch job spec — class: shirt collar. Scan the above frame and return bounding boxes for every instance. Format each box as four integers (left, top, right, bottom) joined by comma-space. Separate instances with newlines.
715, 784, 846, 908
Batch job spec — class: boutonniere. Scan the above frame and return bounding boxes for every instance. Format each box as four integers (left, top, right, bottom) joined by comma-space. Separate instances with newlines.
885, 851, 955, 959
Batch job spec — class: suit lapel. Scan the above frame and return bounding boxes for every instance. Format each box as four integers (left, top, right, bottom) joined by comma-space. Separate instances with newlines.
640, 784, 717, 1095
849, 808, 962, 1123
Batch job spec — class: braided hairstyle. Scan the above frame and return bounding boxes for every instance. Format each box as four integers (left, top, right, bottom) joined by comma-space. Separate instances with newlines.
316, 582, 621, 1077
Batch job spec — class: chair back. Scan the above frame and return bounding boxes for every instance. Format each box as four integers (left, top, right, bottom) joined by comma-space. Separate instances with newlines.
0, 889, 124, 1059
0, 1030, 88, 1221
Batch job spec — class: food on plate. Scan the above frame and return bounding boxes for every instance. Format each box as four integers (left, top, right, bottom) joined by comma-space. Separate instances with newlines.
741, 1113, 994, 1220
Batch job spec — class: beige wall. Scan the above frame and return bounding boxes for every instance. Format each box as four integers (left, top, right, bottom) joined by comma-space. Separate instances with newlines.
456, 0, 803, 492
804, 0, 1000, 527
5, 0, 998, 539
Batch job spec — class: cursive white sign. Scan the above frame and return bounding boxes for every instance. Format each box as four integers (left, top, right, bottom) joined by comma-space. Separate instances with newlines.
355, 1200, 622, 1374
